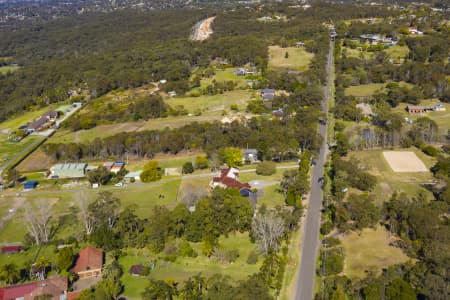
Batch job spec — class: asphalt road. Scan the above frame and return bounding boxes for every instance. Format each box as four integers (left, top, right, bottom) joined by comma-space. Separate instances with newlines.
294, 39, 334, 300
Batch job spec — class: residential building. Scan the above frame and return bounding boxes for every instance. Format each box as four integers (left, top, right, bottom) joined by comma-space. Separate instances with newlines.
234, 68, 248, 76
408, 27, 423, 35
104, 161, 125, 174
72, 246, 103, 279
210, 167, 251, 194
261, 88, 276, 101
26, 110, 59, 132
243, 149, 259, 164
50, 163, 87, 178
23, 181, 38, 191
124, 170, 142, 181
406, 105, 426, 114
1, 245, 22, 254
0, 276, 67, 300
434, 103, 446, 111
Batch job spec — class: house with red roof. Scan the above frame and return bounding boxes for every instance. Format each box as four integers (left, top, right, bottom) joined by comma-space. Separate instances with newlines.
0, 276, 67, 300
210, 167, 251, 194
72, 246, 103, 279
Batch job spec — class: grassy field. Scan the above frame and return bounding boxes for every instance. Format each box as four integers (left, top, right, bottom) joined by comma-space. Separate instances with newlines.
344, 81, 413, 97
0, 134, 45, 169
342, 47, 375, 60
348, 148, 436, 203
167, 89, 254, 113
119, 232, 260, 299
48, 114, 223, 144
340, 225, 410, 279
48, 90, 255, 145
0, 65, 19, 75
268, 46, 314, 72
384, 45, 409, 62
199, 68, 248, 89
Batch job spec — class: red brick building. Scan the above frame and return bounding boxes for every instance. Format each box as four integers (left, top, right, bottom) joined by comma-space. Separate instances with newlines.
72, 246, 103, 279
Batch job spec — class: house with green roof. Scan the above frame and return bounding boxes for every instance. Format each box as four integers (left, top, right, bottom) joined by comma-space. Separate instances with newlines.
50, 163, 87, 178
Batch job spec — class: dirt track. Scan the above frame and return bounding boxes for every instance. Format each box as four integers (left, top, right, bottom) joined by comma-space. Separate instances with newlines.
191, 16, 216, 41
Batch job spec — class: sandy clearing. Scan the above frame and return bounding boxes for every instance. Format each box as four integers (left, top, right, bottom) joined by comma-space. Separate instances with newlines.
192, 16, 216, 41
383, 151, 428, 172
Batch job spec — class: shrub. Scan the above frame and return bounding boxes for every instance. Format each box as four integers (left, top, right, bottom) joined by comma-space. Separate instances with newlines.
140, 160, 162, 182
230, 104, 239, 111
247, 250, 259, 264
182, 162, 194, 174
320, 221, 333, 235
177, 241, 197, 258
422, 145, 438, 157
226, 249, 239, 263
195, 156, 209, 169
256, 161, 276, 176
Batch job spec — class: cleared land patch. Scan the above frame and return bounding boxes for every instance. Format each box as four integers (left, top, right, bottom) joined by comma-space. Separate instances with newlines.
340, 225, 410, 279
0, 65, 20, 75
383, 151, 428, 172
268, 46, 314, 72
167, 89, 254, 113
344, 81, 413, 98
348, 149, 435, 202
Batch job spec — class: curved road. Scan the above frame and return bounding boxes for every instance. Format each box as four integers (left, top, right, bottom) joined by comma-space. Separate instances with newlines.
294, 39, 334, 300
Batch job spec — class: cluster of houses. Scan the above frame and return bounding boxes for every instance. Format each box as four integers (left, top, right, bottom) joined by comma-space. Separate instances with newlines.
208, 149, 260, 198
234, 67, 259, 77
406, 103, 446, 115
48, 161, 126, 180
358, 34, 398, 46
0, 246, 104, 300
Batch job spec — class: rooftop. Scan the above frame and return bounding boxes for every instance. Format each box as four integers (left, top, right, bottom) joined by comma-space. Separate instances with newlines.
72, 246, 103, 273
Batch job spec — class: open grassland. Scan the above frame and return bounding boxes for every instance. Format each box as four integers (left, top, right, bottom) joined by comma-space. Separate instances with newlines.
342, 47, 375, 60
340, 226, 411, 279
0, 65, 20, 75
199, 68, 248, 89
348, 148, 435, 203
0, 179, 182, 243
119, 232, 260, 298
392, 100, 450, 135
48, 90, 255, 145
384, 45, 409, 61
167, 89, 254, 112
0, 134, 45, 169
48, 114, 223, 144
344, 81, 413, 97
268, 46, 314, 72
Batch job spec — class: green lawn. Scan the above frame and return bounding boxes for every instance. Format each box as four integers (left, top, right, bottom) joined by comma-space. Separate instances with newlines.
0, 179, 183, 243
119, 232, 260, 299
384, 45, 409, 62
344, 81, 413, 97
199, 68, 248, 89
348, 148, 435, 203
48, 114, 224, 144
340, 225, 411, 279
0, 65, 19, 75
0, 135, 45, 169
167, 90, 254, 113
268, 46, 314, 72
342, 47, 375, 60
